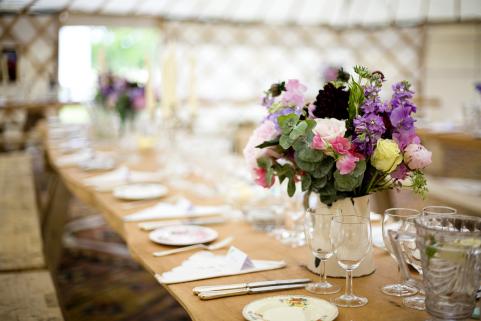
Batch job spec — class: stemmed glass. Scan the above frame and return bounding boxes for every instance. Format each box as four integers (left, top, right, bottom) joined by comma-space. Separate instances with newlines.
304, 208, 341, 294
382, 208, 420, 297
330, 215, 372, 307
402, 206, 457, 310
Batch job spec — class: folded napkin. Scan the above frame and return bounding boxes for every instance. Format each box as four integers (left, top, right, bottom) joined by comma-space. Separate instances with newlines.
155, 246, 286, 284
56, 150, 92, 167
122, 197, 228, 222
84, 166, 166, 191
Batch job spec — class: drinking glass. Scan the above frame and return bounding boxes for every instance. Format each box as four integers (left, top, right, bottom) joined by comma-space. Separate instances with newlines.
330, 215, 372, 307
390, 217, 426, 310
382, 208, 420, 297
304, 208, 341, 294
403, 206, 457, 310
423, 206, 457, 216
416, 214, 481, 321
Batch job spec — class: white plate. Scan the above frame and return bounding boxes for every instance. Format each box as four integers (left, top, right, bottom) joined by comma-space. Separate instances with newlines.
243, 295, 338, 321
113, 184, 168, 201
149, 225, 218, 246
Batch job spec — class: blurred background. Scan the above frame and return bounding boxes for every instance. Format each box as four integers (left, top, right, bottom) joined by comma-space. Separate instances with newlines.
0, 1, 480, 320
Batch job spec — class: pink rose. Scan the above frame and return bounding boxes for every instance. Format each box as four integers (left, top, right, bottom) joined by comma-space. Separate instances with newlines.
254, 168, 275, 188
312, 118, 346, 143
404, 144, 432, 170
311, 134, 327, 150
331, 136, 351, 155
243, 120, 278, 170
336, 153, 359, 175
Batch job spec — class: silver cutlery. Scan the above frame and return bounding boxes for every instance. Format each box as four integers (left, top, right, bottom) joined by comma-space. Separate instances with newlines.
139, 217, 226, 231
152, 236, 234, 257
194, 279, 311, 300
193, 278, 311, 294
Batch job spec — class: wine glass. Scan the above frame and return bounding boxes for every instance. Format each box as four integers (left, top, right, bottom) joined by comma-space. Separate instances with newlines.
304, 208, 341, 294
330, 215, 372, 307
382, 208, 420, 297
396, 217, 426, 310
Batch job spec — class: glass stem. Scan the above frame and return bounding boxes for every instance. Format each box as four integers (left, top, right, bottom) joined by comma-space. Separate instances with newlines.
345, 269, 353, 297
319, 259, 327, 284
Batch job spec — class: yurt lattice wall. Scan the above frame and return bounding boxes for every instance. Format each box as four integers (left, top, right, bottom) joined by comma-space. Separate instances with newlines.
165, 21, 425, 104
0, 10, 59, 100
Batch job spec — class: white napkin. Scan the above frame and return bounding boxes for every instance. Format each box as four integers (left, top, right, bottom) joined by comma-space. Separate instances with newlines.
84, 166, 166, 191
156, 246, 286, 284
122, 197, 228, 222
56, 150, 92, 167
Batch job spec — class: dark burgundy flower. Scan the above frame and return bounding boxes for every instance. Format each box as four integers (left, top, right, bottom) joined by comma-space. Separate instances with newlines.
312, 83, 349, 120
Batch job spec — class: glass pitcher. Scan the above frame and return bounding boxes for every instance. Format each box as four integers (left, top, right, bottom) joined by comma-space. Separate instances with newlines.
390, 214, 481, 321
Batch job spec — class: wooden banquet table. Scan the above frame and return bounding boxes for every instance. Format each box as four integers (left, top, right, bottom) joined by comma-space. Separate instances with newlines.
44, 138, 428, 321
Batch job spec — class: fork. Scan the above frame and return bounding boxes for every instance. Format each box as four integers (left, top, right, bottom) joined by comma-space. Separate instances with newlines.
152, 236, 234, 257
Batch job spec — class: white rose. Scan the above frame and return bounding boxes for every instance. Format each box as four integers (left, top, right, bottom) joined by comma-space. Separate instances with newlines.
312, 118, 347, 143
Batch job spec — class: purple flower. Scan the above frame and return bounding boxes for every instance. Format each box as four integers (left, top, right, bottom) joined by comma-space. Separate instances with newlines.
281, 79, 307, 108
129, 87, 145, 110
261, 95, 274, 108
352, 113, 386, 155
391, 163, 409, 180
389, 81, 419, 149
360, 85, 388, 114
475, 83, 481, 94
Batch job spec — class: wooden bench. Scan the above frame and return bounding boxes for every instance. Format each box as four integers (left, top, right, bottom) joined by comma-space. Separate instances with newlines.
0, 153, 64, 321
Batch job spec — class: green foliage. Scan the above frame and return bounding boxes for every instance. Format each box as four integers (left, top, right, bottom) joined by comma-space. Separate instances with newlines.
301, 174, 312, 191
411, 170, 428, 198
256, 139, 280, 149
333, 160, 366, 192
348, 80, 364, 120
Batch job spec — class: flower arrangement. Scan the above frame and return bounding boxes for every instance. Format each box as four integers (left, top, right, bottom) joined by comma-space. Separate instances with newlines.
95, 72, 145, 124
244, 66, 431, 205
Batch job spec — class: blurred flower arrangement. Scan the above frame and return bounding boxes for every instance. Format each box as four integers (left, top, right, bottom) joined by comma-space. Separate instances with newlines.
244, 66, 432, 205
95, 72, 145, 124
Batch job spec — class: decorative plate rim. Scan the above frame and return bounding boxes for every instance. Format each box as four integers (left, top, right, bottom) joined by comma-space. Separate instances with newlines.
242, 294, 339, 321
148, 224, 218, 246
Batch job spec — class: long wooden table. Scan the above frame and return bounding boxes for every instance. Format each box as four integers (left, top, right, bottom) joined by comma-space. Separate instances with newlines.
45, 139, 428, 321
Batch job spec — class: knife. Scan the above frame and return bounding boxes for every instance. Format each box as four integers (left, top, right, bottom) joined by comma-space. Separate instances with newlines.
198, 283, 309, 300
139, 217, 226, 231
193, 278, 310, 295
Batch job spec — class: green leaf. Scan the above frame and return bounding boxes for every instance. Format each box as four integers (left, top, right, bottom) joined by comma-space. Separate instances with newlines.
289, 121, 308, 140
348, 81, 364, 120
426, 245, 437, 259
287, 177, 296, 197
279, 134, 294, 149
311, 176, 327, 190
294, 154, 317, 172
301, 174, 312, 192
318, 182, 336, 196
296, 147, 324, 162
255, 138, 280, 149
256, 157, 272, 169
292, 138, 307, 151
334, 170, 364, 192
311, 157, 334, 178
352, 160, 367, 177
278, 114, 299, 134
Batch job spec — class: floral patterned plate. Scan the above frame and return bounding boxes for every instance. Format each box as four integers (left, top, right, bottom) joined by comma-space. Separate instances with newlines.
149, 225, 218, 246
242, 295, 338, 321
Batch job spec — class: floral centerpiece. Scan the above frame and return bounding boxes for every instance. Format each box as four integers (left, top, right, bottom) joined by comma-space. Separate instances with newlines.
95, 72, 145, 124
244, 66, 431, 205
244, 66, 432, 276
